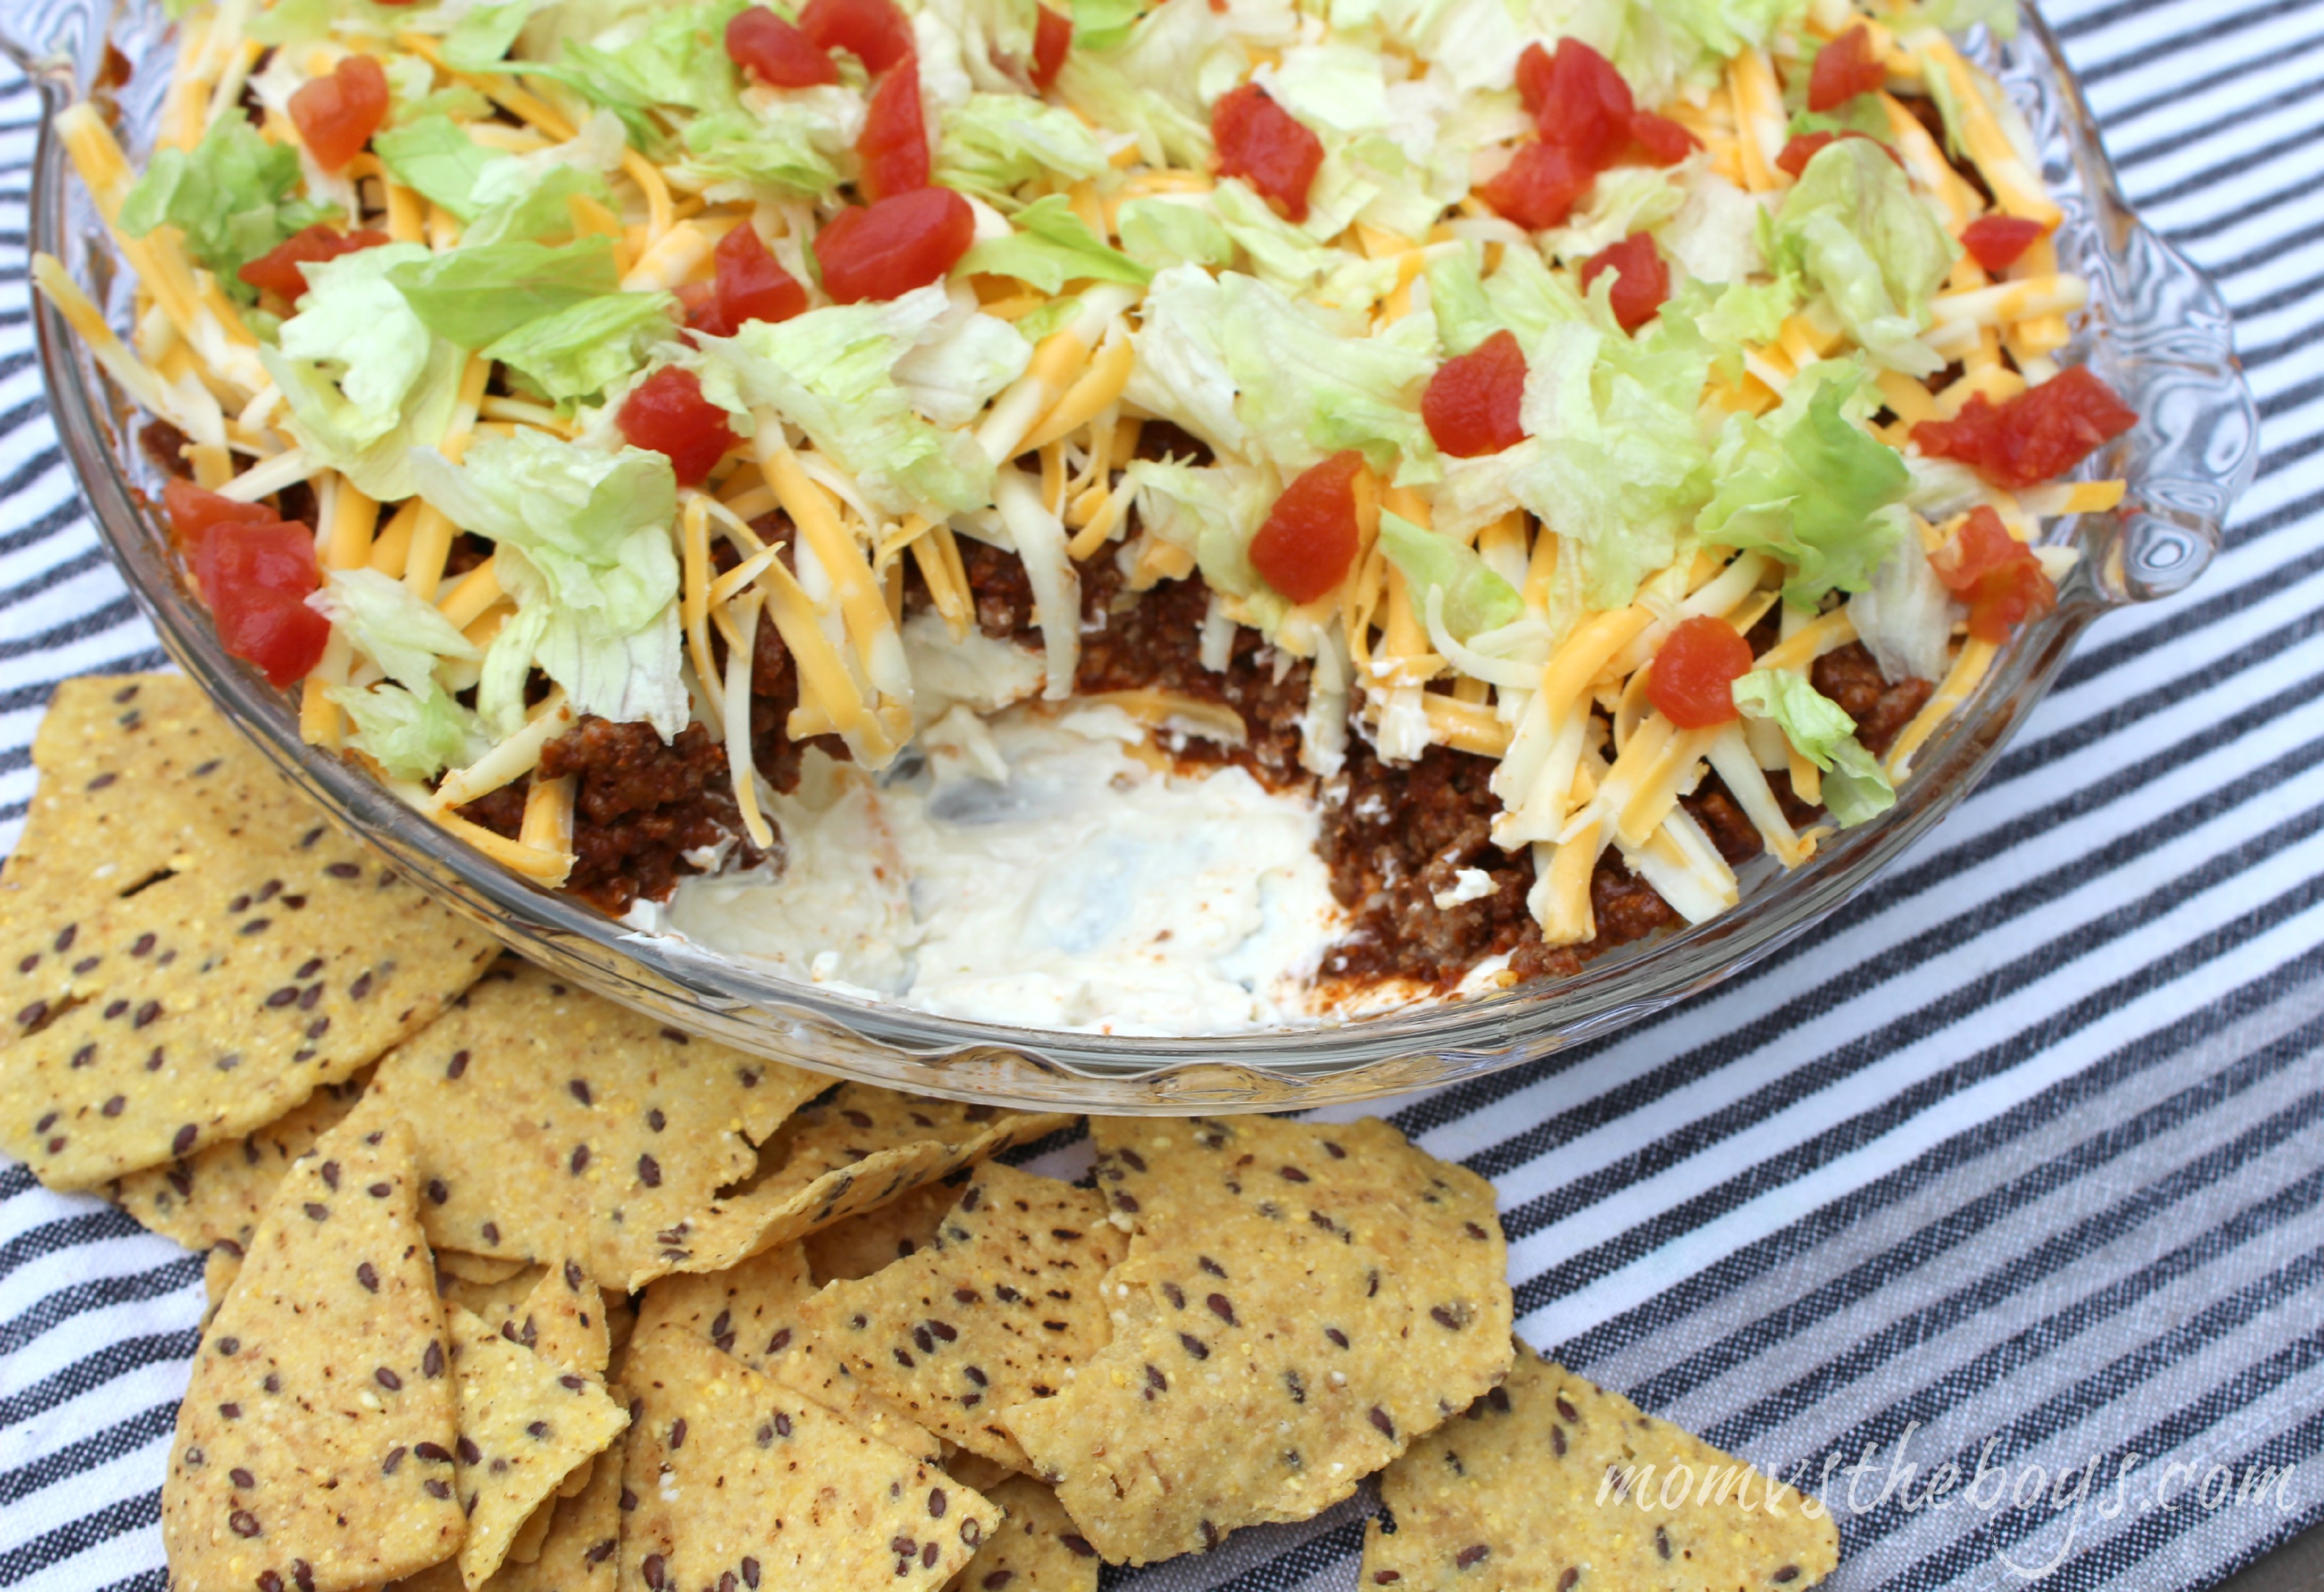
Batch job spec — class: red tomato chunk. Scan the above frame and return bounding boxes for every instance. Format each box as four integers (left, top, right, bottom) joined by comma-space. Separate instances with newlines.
1960, 214, 2045, 273
618, 368, 741, 487
1912, 366, 2137, 489
814, 187, 977, 302
857, 56, 931, 201
1478, 141, 1593, 232
238, 225, 391, 302
1423, 330, 1528, 458
797, 0, 915, 73
726, 6, 838, 87
1032, 4, 1072, 90
691, 223, 807, 335
1647, 615, 1754, 729
1932, 505, 2056, 643
1212, 84, 1325, 223
1629, 110, 1698, 166
1249, 451, 1365, 605
1580, 232, 1670, 333
289, 54, 389, 174
165, 481, 330, 689
1776, 128, 1901, 179
1518, 39, 1633, 166
1807, 25, 1885, 113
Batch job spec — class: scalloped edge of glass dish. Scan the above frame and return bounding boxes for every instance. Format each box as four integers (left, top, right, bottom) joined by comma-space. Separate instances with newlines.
13, 0, 2258, 1111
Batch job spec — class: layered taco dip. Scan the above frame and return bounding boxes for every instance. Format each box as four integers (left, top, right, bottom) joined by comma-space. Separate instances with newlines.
39, 0, 2135, 1034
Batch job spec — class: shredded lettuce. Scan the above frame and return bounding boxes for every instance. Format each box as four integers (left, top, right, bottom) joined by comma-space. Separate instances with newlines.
484, 291, 677, 402
1124, 458, 1284, 628
935, 94, 1113, 205
258, 243, 466, 502
446, 0, 535, 70
546, 0, 747, 119
956, 195, 1152, 292
1117, 198, 1236, 273
1540, 162, 1692, 263
412, 430, 688, 737
329, 681, 489, 781
1376, 509, 1524, 640
1070, 0, 1148, 51
672, 102, 852, 198
117, 114, 333, 299
1425, 243, 1502, 356
1823, 736, 1897, 824
1658, 168, 1768, 284
893, 295, 1035, 426
1731, 667, 1855, 768
374, 116, 510, 222
1768, 137, 1957, 376
1699, 359, 1909, 603
309, 566, 481, 692
461, 166, 610, 248
1848, 523, 1955, 684
1054, 55, 1215, 171
1210, 178, 1345, 294
1255, 41, 1391, 134
386, 235, 622, 348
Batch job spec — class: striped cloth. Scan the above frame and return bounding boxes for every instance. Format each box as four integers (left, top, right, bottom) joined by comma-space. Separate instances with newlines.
3, 0, 2320, 1585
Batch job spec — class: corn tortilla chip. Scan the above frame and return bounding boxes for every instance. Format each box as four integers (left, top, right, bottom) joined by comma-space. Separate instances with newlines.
0, 676, 498, 1189
163, 1117, 464, 1592
492, 1425, 626, 1592
444, 1305, 630, 1590
1003, 1116, 1512, 1564
440, 1250, 537, 1285
111, 1069, 373, 1252
805, 1175, 964, 1283
945, 1474, 1100, 1592
507, 1261, 613, 1378
441, 1262, 551, 1326
1360, 1347, 1838, 1591
801, 1165, 1126, 1473
620, 1322, 1000, 1592
349, 960, 826, 1290
633, 1242, 941, 1462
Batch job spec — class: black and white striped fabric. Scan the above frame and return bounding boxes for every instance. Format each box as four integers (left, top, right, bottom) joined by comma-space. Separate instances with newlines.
4, 0, 2322, 1585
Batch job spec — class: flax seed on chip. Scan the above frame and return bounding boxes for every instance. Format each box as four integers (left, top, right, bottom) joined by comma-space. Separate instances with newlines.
1360, 1347, 1837, 1591
0, 676, 497, 1189
110, 1068, 372, 1252
944, 1474, 1099, 1592
162, 1117, 462, 1592
805, 1174, 965, 1283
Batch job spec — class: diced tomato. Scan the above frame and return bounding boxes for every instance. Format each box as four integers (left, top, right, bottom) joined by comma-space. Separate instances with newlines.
813, 187, 977, 302
1249, 451, 1365, 605
1647, 615, 1754, 729
797, 0, 915, 73
1580, 232, 1670, 333
1478, 141, 1593, 232
288, 53, 389, 173
1775, 127, 1901, 179
618, 368, 741, 487
1931, 505, 2057, 643
857, 56, 931, 202
726, 6, 839, 88
1212, 83, 1325, 224
1960, 213, 2045, 273
1808, 24, 1886, 113
1629, 109, 1699, 166
165, 484, 330, 689
237, 225, 392, 302
1517, 39, 1635, 167
690, 222, 808, 335
1912, 366, 2137, 490
1032, 4, 1072, 90
1423, 330, 1528, 459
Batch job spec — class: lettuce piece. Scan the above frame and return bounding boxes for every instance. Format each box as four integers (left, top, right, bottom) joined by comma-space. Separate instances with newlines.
446, 0, 535, 69
709, 286, 996, 516
1257, 41, 1391, 134
1209, 178, 1342, 294
117, 114, 333, 299
1485, 243, 1591, 348
893, 300, 1034, 427
374, 116, 510, 222
1823, 736, 1896, 825
461, 166, 610, 248
412, 431, 687, 736
1541, 162, 1691, 263
1658, 168, 1768, 284
1117, 198, 1236, 273
1661, 272, 1797, 385
386, 235, 621, 349
329, 681, 489, 781
466, 112, 628, 224
1730, 667, 1855, 769
1070, 0, 1147, 51
551, 0, 747, 117
1426, 243, 1500, 356
934, 93, 1113, 206
309, 566, 481, 692
957, 196, 1152, 292
1373, 0, 1527, 93
1550, 0, 1806, 107
1121, 266, 1247, 459
1124, 458, 1284, 627
672, 104, 851, 198
258, 243, 466, 502
1054, 55, 1214, 171
1699, 359, 1909, 603
1376, 509, 1524, 640
484, 291, 677, 402
1895, 0, 2017, 40
1768, 137, 1957, 376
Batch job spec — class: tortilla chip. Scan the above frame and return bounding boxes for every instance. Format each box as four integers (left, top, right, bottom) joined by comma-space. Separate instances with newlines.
673, 1085, 1072, 1276
203, 1244, 243, 1327
1361, 1348, 1838, 1591
441, 1263, 551, 1325
0, 676, 499, 1190
945, 1475, 1100, 1592
444, 1306, 630, 1590
805, 1175, 964, 1283
801, 1165, 1126, 1472
505, 1261, 612, 1378
110, 1068, 373, 1251
350, 959, 826, 1290
440, 1250, 536, 1285
620, 1322, 1000, 1592
633, 1242, 941, 1462
505, 1488, 559, 1567
492, 1426, 625, 1592
162, 1117, 464, 1592
1003, 1116, 1512, 1564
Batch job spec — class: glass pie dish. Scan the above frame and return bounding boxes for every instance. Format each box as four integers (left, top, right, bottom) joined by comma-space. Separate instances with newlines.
6, 0, 2259, 1111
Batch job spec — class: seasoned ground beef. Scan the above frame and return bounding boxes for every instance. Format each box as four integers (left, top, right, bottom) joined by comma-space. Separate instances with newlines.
1812, 641, 1933, 756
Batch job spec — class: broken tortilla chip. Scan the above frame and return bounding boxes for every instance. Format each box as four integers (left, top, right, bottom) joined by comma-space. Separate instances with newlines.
0, 676, 498, 1189
111, 1068, 373, 1252
492, 1424, 626, 1592
945, 1474, 1100, 1592
801, 1164, 1126, 1473
1361, 1347, 1838, 1591
805, 1175, 964, 1283
620, 1321, 1000, 1592
163, 1116, 464, 1592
